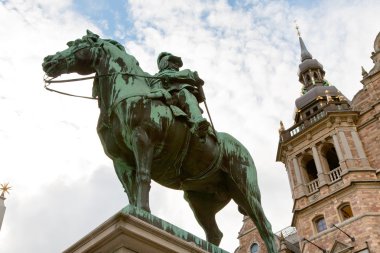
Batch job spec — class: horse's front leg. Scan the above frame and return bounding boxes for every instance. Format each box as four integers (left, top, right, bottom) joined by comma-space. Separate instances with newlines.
131, 127, 154, 212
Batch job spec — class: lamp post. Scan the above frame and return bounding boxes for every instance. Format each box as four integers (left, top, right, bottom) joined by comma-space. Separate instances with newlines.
0, 183, 11, 232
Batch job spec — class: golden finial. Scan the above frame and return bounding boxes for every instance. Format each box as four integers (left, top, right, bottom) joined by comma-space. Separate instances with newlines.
294, 20, 301, 37
0, 183, 12, 198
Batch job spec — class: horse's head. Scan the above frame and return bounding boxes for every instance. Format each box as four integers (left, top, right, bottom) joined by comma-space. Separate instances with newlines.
42, 30, 102, 78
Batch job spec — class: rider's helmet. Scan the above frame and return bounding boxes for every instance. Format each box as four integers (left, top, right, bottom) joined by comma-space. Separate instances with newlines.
157, 52, 183, 71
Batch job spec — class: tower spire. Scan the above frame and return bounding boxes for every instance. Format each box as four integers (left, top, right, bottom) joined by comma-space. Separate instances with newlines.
294, 22, 313, 62
299, 36, 313, 62
295, 22, 301, 37
294, 24, 325, 93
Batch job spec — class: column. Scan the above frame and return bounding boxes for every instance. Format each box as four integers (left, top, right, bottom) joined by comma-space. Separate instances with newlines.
312, 146, 323, 174
312, 146, 326, 185
285, 161, 295, 188
292, 157, 303, 185
332, 134, 344, 161
351, 130, 367, 159
339, 131, 353, 159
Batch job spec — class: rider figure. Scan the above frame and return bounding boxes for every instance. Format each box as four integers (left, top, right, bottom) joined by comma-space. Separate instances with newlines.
150, 52, 209, 138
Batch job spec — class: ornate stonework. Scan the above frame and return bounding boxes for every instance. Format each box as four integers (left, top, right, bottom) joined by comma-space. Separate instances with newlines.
237, 32, 380, 253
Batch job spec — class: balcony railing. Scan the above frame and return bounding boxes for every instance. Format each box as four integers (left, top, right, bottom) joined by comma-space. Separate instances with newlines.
280, 102, 351, 142
328, 166, 342, 183
306, 178, 319, 193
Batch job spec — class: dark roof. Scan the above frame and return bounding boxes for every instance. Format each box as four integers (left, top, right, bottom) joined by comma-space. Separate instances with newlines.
298, 58, 324, 75
295, 86, 340, 109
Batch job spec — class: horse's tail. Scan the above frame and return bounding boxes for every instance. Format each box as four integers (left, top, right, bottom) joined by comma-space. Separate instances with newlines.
217, 132, 260, 200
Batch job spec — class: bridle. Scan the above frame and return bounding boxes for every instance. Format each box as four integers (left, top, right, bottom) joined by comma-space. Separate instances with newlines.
43, 41, 164, 100
43, 72, 165, 100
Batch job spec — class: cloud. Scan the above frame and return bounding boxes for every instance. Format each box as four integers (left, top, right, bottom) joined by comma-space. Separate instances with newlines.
0, 166, 127, 252
0, 0, 379, 252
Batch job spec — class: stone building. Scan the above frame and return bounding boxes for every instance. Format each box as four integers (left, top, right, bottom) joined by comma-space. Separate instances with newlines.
236, 32, 380, 253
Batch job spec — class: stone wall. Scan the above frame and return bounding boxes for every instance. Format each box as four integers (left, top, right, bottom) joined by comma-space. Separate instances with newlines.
352, 68, 380, 171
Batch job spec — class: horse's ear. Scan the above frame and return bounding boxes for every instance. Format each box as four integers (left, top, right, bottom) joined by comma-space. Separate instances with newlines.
85, 30, 100, 43
86, 30, 100, 38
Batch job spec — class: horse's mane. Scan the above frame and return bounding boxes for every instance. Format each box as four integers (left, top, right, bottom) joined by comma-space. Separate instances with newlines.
103, 39, 126, 52
67, 30, 126, 53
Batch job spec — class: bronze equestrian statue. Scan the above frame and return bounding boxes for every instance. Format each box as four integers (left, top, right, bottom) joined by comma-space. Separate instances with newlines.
42, 30, 277, 252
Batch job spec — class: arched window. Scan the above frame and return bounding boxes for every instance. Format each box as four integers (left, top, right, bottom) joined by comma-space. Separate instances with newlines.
302, 155, 318, 182
339, 203, 353, 221
323, 145, 340, 171
314, 216, 327, 233
306, 74, 311, 84
301, 154, 320, 192
314, 72, 319, 81
250, 242, 260, 253
321, 143, 342, 182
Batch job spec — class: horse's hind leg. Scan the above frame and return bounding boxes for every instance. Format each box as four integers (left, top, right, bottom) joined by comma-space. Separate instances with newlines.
113, 158, 137, 205
227, 172, 278, 253
183, 190, 230, 246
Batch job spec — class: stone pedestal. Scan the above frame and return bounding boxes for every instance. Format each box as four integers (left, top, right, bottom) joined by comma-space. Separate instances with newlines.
64, 205, 229, 253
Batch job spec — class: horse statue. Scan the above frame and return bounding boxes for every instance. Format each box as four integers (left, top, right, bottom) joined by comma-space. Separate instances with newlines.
42, 30, 277, 252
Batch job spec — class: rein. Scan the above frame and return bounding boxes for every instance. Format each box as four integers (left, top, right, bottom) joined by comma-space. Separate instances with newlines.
43, 72, 163, 100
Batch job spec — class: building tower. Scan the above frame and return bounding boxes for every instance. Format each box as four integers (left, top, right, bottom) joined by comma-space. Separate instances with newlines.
275, 31, 380, 253
235, 31, 380, 253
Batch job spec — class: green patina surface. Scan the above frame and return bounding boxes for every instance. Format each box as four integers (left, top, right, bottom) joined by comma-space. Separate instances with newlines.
121, 205, 230, 253
42, 31, 278, 252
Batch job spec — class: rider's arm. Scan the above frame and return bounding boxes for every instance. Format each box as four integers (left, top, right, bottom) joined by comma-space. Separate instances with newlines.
160, 69, 203, 86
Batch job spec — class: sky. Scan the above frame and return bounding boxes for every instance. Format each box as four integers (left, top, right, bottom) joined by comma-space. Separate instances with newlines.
0, 0, 379, 252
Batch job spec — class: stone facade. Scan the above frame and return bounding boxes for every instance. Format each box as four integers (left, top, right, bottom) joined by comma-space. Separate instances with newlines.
236, 217, 269, 253
237, 32, 380, 253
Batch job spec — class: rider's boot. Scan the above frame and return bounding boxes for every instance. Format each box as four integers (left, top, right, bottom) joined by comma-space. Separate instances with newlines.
176, 89, 210, 140
192, 119, 210, 139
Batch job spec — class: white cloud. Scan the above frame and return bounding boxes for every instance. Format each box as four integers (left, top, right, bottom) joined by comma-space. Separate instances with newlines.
0, 0, 379, 252
123, 0, 380, 251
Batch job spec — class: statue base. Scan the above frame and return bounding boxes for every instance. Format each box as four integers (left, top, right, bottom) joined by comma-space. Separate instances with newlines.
63, 205, 229, 253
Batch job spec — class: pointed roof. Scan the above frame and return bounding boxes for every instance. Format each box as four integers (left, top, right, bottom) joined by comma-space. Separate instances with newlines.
299, 36, 313, 62
297, 36, 324, 76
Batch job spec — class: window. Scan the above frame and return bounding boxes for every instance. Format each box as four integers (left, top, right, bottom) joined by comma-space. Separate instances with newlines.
325, 147, 340, 171
301, 155, 320, 193
250, 243, 260, 253
305, 158, 318, 181
320, 143, 342, 182
339, 203, 353, 221
314, 216, 327, 233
